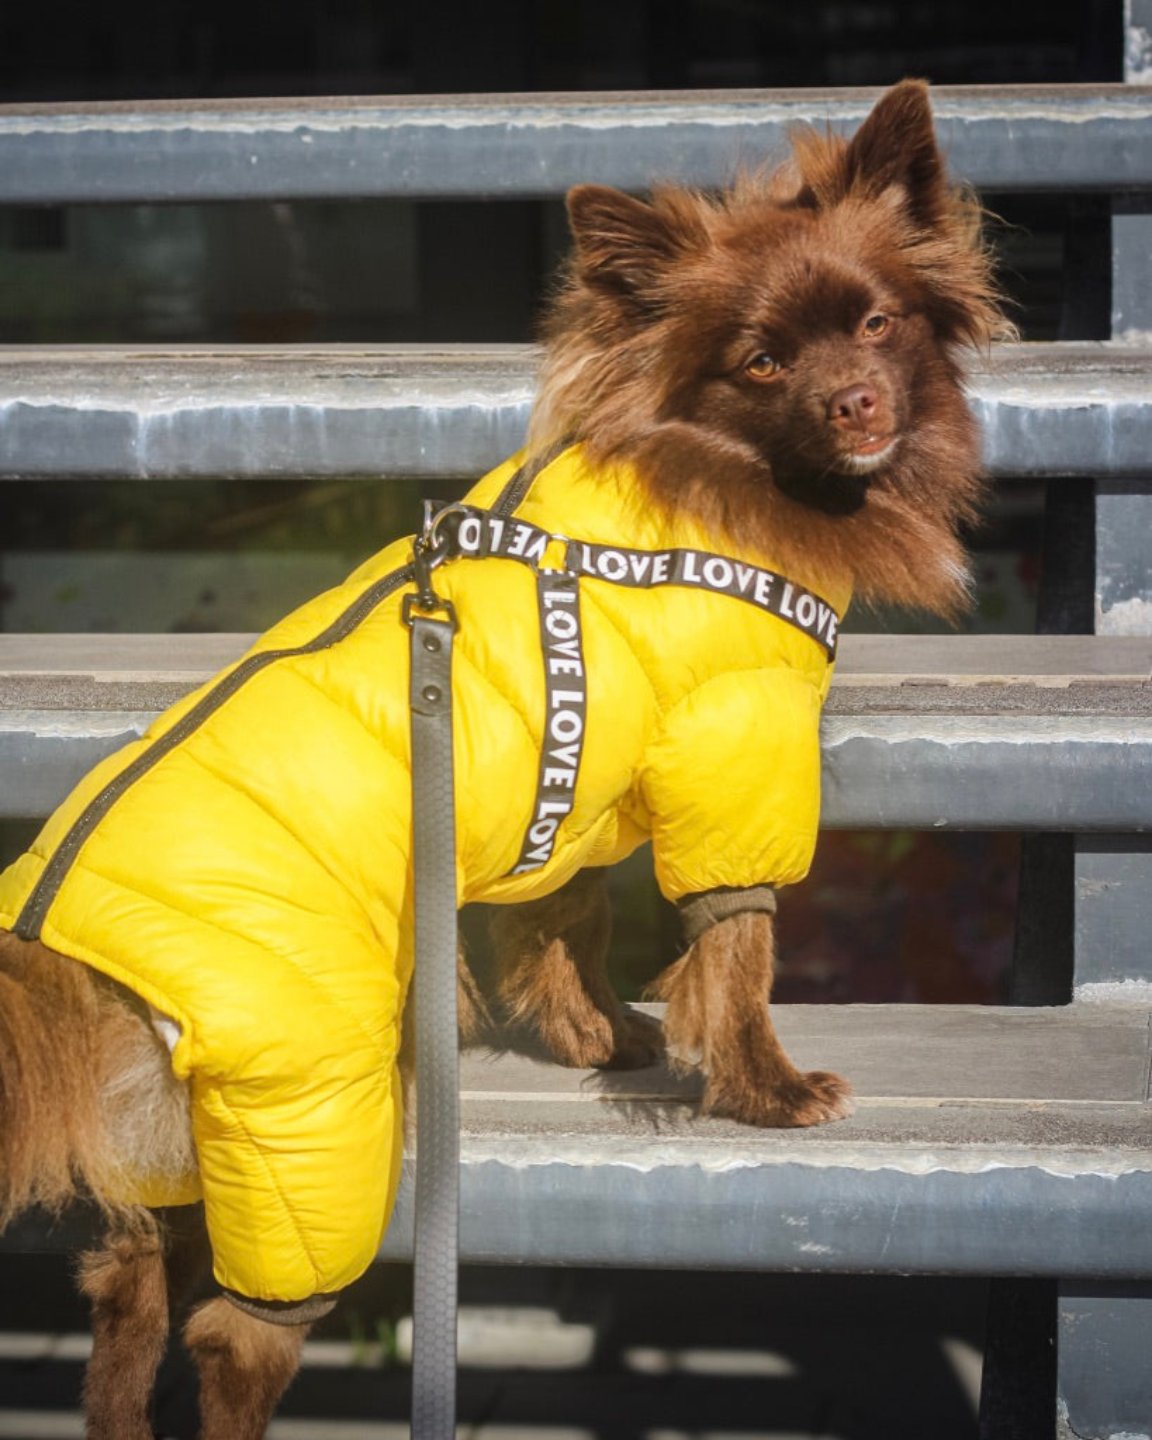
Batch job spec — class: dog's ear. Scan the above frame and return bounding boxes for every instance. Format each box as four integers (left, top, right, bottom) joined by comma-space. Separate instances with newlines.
792, 80, 948, 233
841, 79, 948, 230
566, 185, 701, 305
840, 79, 950, 227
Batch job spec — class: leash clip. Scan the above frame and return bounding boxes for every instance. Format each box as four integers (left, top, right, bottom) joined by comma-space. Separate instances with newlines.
404, 501, 467, 629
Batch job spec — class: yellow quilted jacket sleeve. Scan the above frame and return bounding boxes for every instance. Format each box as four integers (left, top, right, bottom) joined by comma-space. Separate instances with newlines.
641, 664, 824, 901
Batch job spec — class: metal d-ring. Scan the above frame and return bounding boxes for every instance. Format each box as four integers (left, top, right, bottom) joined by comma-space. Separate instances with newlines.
531, 530, 578, 578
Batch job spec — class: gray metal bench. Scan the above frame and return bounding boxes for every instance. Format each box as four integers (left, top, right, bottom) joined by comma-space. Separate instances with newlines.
2, 78, 1151, 1439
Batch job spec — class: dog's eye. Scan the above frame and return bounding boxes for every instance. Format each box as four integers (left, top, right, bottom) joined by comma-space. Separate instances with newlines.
862, 313, 890, 338
745, 353, 785, 382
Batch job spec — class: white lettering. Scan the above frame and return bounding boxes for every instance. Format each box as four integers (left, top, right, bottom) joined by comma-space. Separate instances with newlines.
542, 767, 575, 789
733, 563, 756, 595
703, 557, 733, 589
549, 656, 582, 675
550, 710, 584, 743
512, 855, 548, 873
682, 552, 702, 583
652, 553, 670, 583
457, 517, 482, 553
529, 818, 559, 845
545, 608, 578, 641
508, 523, 532, 557
628, 552, 652, 583
795, 593, 816, 628
549, 740, 580, 768
780, 582, 796, 618
597, 550, 627, 581
754, 571, 773, 607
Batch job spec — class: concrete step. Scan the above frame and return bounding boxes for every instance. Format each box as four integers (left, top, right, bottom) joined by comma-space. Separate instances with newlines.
6, 1002, 1148, 1279
2, 633, 1151, 825
0, 341, 1147, 478
378, 1001, 1152, 1277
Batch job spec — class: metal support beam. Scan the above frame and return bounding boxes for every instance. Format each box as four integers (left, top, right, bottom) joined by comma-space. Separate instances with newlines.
2, 88, 1152, 204
1097, 204, 1152, 633
0, 342, 1150, 481
1074, 837, 1152, 1000
1057, 1284, 1152, 1440
1058, 20, 1152, 1433
5, 635, 1152, 825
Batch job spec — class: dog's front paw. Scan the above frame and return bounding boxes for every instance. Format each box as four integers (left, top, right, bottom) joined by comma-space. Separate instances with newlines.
705, 1068, 854, 1128
601, 1004, 665, 1070
770, 1069, 854, 1127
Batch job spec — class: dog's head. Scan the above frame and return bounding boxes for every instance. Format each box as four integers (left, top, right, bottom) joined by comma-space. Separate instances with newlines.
533, 81, 1011, 616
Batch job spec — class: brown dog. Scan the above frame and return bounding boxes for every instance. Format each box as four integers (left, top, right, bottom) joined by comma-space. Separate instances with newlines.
490, 78, 1005, 1126
0, 80, 1006, 1436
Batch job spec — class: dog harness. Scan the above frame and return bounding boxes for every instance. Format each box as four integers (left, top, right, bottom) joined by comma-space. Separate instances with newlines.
417, 494, 840, 879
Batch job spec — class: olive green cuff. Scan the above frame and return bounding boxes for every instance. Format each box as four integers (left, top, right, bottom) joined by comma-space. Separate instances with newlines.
222, 1288, 340, 1327
678, 885, 777, 945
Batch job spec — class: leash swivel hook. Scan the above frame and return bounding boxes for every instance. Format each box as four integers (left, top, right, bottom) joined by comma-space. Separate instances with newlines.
403, 500, 467, 629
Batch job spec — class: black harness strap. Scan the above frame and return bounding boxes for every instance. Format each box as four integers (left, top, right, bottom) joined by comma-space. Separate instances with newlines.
511, 568, 588, 875
442, 504, 842, 658
422, 501, 842, 878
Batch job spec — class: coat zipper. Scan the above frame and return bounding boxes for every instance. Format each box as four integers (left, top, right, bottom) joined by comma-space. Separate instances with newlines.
14, 563, 415, 940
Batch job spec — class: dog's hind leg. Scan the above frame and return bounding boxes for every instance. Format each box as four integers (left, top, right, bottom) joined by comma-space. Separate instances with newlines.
650, 910, 852, 1127
184, 1297, 308, 1440
159, 1205, 214, 1323
491, 868, 663, 1068
78, 1223, 170, 1440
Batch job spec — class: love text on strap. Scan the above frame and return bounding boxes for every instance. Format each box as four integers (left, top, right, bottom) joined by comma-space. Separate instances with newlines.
440, 506, 841, 658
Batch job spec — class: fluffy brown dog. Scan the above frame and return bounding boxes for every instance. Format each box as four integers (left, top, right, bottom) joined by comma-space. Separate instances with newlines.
492, 78, 1005, 1125
0, 80, 1005, 1437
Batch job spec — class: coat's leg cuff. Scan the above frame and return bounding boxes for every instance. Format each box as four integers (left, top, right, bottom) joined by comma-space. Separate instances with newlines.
222, 1289, 340, 1327
678, 885, 777, 945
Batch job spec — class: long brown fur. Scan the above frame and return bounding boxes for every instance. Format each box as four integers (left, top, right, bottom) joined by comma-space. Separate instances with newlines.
184, 1299, 310, 1440
0, 932, 193, 1226
0, 933, 303, 1433
78, 1231, 170, 1440
0, 80, 1007, 1436
530, 78, 1011, 620
491, 869, 663, 1070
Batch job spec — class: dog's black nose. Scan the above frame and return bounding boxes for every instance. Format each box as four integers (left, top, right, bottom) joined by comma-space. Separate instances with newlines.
827, 384, 877, 431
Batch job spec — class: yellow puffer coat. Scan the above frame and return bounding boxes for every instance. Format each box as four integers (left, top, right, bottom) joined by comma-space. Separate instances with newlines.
0, 444, 848, 1303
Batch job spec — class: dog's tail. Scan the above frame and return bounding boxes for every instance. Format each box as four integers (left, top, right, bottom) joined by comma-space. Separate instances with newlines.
0, 931, 141, 1225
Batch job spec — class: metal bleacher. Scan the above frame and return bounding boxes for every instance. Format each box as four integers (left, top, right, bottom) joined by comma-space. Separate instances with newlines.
2, 82, 1152, 1439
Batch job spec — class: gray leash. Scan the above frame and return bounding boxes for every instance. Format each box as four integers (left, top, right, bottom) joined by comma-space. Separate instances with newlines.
406, 507, 463, 1440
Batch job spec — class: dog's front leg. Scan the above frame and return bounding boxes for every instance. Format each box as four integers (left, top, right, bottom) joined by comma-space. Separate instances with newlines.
491, 868, 664, 1069
650, 909, 852, 1127
79, 1228, 170, 1440
184, 1297, 308, 1440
